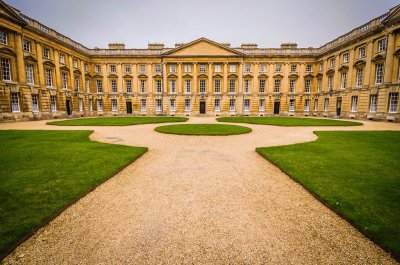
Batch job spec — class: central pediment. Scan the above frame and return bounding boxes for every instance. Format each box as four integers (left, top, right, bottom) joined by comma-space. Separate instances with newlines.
163, 38, 244, 57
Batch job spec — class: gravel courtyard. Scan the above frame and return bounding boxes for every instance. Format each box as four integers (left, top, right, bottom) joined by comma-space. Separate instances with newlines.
1, 117, 399, 264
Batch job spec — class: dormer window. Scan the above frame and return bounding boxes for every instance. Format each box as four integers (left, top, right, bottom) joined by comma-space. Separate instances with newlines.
110, 65, 116, 73
124, 65, 131, 73
43, 47, 50, 59
0, 31, 7, 45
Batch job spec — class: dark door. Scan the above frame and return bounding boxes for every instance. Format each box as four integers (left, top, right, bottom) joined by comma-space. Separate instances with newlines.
200, 101, 206, 114
126, 101, 132, 114
66, 100, 72, 115
336, 98, 342, 116
274, 101, 280, 114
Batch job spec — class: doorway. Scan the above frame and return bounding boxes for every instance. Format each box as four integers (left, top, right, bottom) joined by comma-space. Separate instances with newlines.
66, 99, 72, 115
200, 101, 206, 114
274, 101, 280, 114
126, 101, 132, 114
336, 98, 342, 116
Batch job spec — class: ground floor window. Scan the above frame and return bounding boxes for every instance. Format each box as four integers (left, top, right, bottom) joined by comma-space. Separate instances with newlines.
97, 99, 103, 112
79, 98, 83, 112
50, 95, 57, 112
11, 92, 19, 112
244, 99, 250, 111
304, 99, 310, 111
370, 94, 377, 112
259, 99, 265, 111
229, 99, 235, 111
289, 99, 295, 112
324, 98, 329, 111
184, 99, 190, 111
32, 94, 39, 112
141, 99, 146, 112
314, 99, 318, 111
351, 96, 358, 112
89, 99, 93, 112
389, 92, 398, 113
170, 99, 176, 111
156, 99, 162, 111
214, 99, 220, 111
111, 99, 117, 111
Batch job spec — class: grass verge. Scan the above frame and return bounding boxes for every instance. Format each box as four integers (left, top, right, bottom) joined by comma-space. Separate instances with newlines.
0, 130, 147, 258
155, 124, 252, 135
217, 116, 362, 126
256, 131, 400, 259
47, 116, 188, 126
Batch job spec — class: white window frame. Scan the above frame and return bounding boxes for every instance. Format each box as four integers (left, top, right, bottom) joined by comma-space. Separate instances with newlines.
199, 64, 206, 73
43, 47, 50, 59
50, 95, 57, 112
97, 99, 103, 112
89, 99, 93, 112
95, 65, 101, 73
214, 99, 220, 111
259, 79, 265, 93
328, 76, 333, 91
306, 64, 312, 72
359, 46, 366, 58
124, 65, 131, 73
289, 99, 295, 112
74, 76, 80, 91
111, 80, 117, 93
23, 40, 31, 52
0, 31, 8, 44
275, 64, 282, 72
170, 99, 176, 111
377, 38, 387, 52
140, 99, 146, 112
356, 69, 363, 87
260, 64, 266, 73
274, 79, 280, 93
259, 99, 265, 111
154, 65, 161, 73
45, 69, 52, 87
341, 72, 347, 89
305, 79, 311, 93
32, 94, 39, 112
26, 64, 34, 84
11, 92, 20, 112
289, 79, 296, 93
185, 80, 191, 93
229, 64, 236, 73
111, 99, 118, 111
96, 80, 102, 93
375, 64, 384, 85
199, 79, 206, 93
229, 99, 235, 111
230, 80, 237, 93
73, 59, 78, 68
155, 99, 162, 112
60, 54, 65, 64
244, 64, 251, 72
343, 53, 349, 63
110, 65, 116, 73
290, 64, 297, 73
140, 80, 146, 93
62, 73, 68, 89
389, 93, 398, 113
1, 58, 11, 81
139, 65, 146, 73
184, 99, 191, 111
243, 80, 249, 93
351, 96, 358, 112
126, 80, 132, 93
214, 79, 221, 93
214, 64, 221, 73
244, 99, 250, 111
304, 99, 310, 111
86, 79, 90, 93
370, 94, 377, 112
170, 80, 176, 93
156, 80, 162, 93
79, 98, 83, 112
184, 64, 191, 72
169, 64, 176, 73
324, 98, 329, 111
314, 99, 318, 111
317, 79, 322, 93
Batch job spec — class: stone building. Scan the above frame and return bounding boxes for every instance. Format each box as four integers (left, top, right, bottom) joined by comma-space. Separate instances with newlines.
0, 1, 399, 122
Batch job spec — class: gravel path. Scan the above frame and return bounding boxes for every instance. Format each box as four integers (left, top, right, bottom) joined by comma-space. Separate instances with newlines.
1, 118, 399, 264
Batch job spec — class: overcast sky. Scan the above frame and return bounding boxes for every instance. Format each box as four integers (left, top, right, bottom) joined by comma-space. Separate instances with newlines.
5, 0, 399, 49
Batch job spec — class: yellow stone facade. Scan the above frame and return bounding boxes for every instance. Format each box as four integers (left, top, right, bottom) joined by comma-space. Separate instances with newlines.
0, 2, 400, 121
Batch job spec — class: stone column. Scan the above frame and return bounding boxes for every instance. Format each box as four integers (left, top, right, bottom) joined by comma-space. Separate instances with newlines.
223, 62, 228, 93
15, 33, 26, 83
53, 49, 61, 88
68, 55, 74, 90
208, 63, 213, 93
193, 63, 197, 94
36, 42, 45, 86
117, 63, 123, 92
384, 32, 395, 84
178, 63, 182, 94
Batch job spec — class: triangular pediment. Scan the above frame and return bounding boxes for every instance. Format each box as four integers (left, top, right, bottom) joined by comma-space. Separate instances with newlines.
382, 5, 400, 26
163, 38, 244, 57
0, 2, 27, 26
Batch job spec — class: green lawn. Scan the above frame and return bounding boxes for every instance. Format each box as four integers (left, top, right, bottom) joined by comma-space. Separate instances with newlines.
47, 116, 188, 126
256, 131, 400, 258
155, 124, 252, 135
0, 130, 147, 256
217, 117, 362, 126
